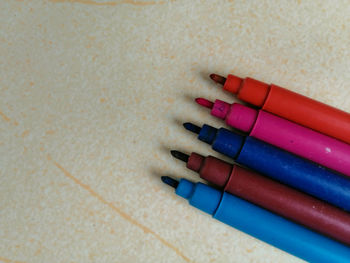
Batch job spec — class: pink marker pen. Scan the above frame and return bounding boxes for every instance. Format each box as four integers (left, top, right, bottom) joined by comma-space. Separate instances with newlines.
196, 98, 350, 178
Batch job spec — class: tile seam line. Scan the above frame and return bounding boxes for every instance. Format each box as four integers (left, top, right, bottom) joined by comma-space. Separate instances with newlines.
48, 155, 193, 263
0, 256, 26, 263
47, 0, 171, 6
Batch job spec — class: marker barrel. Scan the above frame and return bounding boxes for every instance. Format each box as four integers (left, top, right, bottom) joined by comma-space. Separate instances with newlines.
222, 74, 350, 144
197, 125, 350, 211
211, 101, 350, 177
174, 179, 350, 263
186, 153, 350, 245
236, 136, 350, 211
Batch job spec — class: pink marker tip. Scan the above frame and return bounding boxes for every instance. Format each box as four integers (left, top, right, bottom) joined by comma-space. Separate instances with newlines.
195, 98, 214, 109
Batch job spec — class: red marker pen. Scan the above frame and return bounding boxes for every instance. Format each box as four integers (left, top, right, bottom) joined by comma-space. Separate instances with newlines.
210, 73, 350, 144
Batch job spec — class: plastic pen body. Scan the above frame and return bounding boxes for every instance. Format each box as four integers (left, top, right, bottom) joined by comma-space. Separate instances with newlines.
235, 136, 350, 211
184, 153, 350, 246
172, 179, 350, 263
221, 74, 350, 144
194, 124, 350, 211
209, 100, 350, 177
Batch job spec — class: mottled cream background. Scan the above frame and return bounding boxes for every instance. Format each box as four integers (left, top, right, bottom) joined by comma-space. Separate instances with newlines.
1, 0, 349, 262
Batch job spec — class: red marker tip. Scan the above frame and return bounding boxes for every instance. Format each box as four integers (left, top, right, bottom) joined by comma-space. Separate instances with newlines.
195, 98, 214, 109
210, 73, 226, 85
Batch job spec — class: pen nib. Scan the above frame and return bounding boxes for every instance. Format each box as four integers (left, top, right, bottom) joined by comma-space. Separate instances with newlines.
210, 73, 226, 85
170, 150, 189, 163
161, 176, 179, 189
195, 98, 214, 109
183, 122, 201, 134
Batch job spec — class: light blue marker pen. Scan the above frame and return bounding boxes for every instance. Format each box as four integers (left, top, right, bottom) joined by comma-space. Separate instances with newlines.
161, 176, 350, 263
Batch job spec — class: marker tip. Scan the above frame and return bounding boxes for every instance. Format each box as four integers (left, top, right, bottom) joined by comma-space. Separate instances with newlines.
195, 98, 214, 109
210, 73, 226, 85
183, 122, 201, 134
170, 150, 190, 163
161, 176, 179, 189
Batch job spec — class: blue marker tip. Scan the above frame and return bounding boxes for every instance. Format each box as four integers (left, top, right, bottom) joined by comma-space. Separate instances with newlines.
161, 176, 179, 189
183, 122, 201, 134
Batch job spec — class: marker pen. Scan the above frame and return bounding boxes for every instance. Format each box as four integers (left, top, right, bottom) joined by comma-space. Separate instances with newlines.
183, 122, 350, 211
196, 98, 350, 177
161, 176, 350, 263
170, 150, 350, 245
210, 73, 350, 144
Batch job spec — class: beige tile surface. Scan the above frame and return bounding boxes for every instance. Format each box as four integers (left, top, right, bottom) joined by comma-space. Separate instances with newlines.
1, 0, 349, 262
